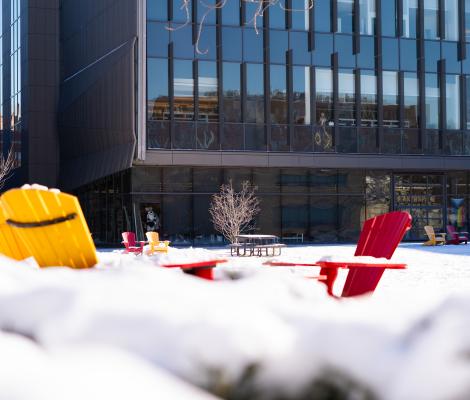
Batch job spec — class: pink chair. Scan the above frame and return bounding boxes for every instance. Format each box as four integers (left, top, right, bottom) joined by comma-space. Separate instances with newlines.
121, 232, 145, 254
446, 225, 468, 245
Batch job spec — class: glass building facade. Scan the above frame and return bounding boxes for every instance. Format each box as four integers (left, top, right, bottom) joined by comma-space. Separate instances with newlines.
80, 0, 470, 244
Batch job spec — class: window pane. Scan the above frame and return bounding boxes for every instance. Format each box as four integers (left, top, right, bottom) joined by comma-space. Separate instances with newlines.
315, 0, 331, 32
172, 24, 194, 58
222, 0, 240, 25
338, 0, 353, 33
382, 38, 399, 70
147, 0, 167, 21
147, 22, 169, 57
403, 0, 418, 38
336, 34, 355, 68
172, 0, 191, 23
357, 36, 375, 69
404, 72, 419, 128
442, 42, 461, 74
467, 76, 470, 129
291, 31, 311, 65
246, 63, 265, 123
222, 27, 242, 61
424, 0, 440, 39
338, 69, 356, 126
425, 73, 440, 129
466, 0, 470, 41
173, 59, 194, 121
291, 0, 311, 31
270, 30, 288, 64
223, 62, 241, 122
313, 33, 333, 66
197, 0, 216, 24
446, 75, 460, 129
198, 61, 218, 122
400, 39, 417, 71
270, 1, 286, 29
359, 0, 376, 35
245, 1, 263, 28
381, 0, 396, 37
425, 40, 440, 72
383, 71, 399, 128
244, 28, 264, 62
270, 65, 288, 124
445, 0, 459, 41
361, 70, 377, 126
245, 125, 266, 150
197, 25, 216, 59
293, 66, 311, 124
315, 68, 333, 124
147, 58, 169, 121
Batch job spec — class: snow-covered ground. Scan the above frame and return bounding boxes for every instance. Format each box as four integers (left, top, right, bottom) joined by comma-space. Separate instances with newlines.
1, 243, 470, 399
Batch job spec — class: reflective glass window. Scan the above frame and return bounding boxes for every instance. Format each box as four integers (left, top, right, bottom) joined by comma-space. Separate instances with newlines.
245, 125, 266, 150
246, 63, 265, 123
313, 33, 333, 66
245, 1, 263, 28
222, 0, 240, 26
361, 70, 377, 126
337, 0, 354, 33
381, 0, 397, 37
197, 25, 216, 59
463, 44, 470, 73
336, 34, 355, 68
383, 71, 399, 127
244, 28, 264, 62
293, 66, 311, 124
400, 39, 417, 71
315, 68, 334, 125
403, 0, 418, 38
271, 125, 290, 151
197, 0, 216, 24
446, 75, 460, 129
291, 0, 311, 31
424, 0, 440, 39
466, 0, 470, 41
270, 0, 286, 29
223, 62, 241, 122
315, 0, 331, 32
290, 31, 311, 64
147, 58, 169, 121
173, 59, 194, 121
222, 124, 244, 149
222, 27, 242, 61
425, 73, 440, 129
338, 69, 356, 126
270, 30, 288, 64
442, 42, 461, 74
198, 61, 218, 122
467, 76, 470, 129
270, 65, 288, 124
172, 24, 194, 58
172, 0, 191, 23
147, 22, 169, 57
444, 0, 459, 41
404, 72, 419, 128
425, 40, 440, 72
357, 36, 375, 69
382, 38, 399, 70
147, 0, 167, 21
359, 0, 376, 35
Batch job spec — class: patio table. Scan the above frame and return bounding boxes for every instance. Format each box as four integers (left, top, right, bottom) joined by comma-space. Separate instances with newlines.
233, 235, 285, 256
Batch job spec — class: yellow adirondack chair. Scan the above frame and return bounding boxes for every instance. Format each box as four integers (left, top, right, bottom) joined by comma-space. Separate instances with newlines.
0, 186, 98, 268
0, 201, 31, 260
146, 231, 170, 254
423, 225, 446, 246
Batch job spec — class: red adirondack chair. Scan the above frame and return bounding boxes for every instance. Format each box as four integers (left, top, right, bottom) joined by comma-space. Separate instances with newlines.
267, 211, 412, 298
121, 232, 146, 254
446, 225, 468, 245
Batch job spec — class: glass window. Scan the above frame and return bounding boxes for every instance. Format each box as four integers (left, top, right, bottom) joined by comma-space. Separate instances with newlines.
293, 66, 311, 124
147, 22, 169, 57
467, 76, 470, 129
400, 39, 417, 71
245, 1, 264, 28
425, 40, 440, 72
382, 38, 399, 70
424, 0, 440, 39
315, 0, 331, 32
147, 0, 167, 21
270, 1, 286, 29
291, 0, 311, 31
357, 36, 375, 69
313, 33, 333, 66
338, 0, 354, 33
404, 72, 419, 128
244, 28, 264, 62
270, 30, 288, 64
361, 70, 377, 126
271, 124, 290, 151
148, 58, 169, 121
172, 0, 191, 23
442, 42, 461, 74
290, 31, 311, 64
173, 59, 194, 121
359, 0, 376, 35
222, 27, 242, 61
381, 0, 396, 37
172, 24, 194, 58
338, 69, 356, 126
403, 0, 418, 38
444, 0, 459, 41
197, 123, 219, 150
198, 61, 218, 122
383, 71, 399, 128
270, 65, 288, 124
245, 125, 266, 150
315, 68, 333, 124
223, 62, 241, 122
222, 0, 240, 26
446, 75, 460, 129
336, 34, 355, 68
222, 124, 244, 150
197, 0, 216, 24
197, 25, 216, 59
425, 73, 440, 129
466, 0, 470, 41
246, 63, 265, 123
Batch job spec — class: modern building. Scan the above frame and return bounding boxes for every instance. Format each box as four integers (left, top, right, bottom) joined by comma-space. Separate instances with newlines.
2, 0, 470, 244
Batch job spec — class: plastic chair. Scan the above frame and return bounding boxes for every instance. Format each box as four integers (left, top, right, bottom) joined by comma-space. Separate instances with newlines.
446, 225, 468, 245
423, 225, 446, 246
146, 231, 170, 254
122, 232, 145, 254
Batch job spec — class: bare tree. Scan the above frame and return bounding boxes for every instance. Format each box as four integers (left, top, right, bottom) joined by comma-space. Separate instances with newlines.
0, 147, 15, 190
209, 180, 260, 244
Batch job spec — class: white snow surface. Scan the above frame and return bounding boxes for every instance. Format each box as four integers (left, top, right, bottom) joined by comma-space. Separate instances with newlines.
0, 243, 469, 399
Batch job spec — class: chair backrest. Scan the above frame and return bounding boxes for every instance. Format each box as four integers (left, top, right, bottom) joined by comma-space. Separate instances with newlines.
446, 224, 457, 237
424, 225, 436, 240
122, 232, 137, 247
146, 231, 159, 243
342, 211, 412, 297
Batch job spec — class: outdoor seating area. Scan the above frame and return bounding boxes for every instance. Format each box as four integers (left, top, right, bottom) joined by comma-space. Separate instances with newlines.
230, 235, 286, 257
422, 225, 469, 246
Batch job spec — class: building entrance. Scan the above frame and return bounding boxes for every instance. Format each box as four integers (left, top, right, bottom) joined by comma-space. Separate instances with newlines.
393, 174, 444, 240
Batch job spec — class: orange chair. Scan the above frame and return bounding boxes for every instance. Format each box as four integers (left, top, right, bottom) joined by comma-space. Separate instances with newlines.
146, 231, 170, 254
